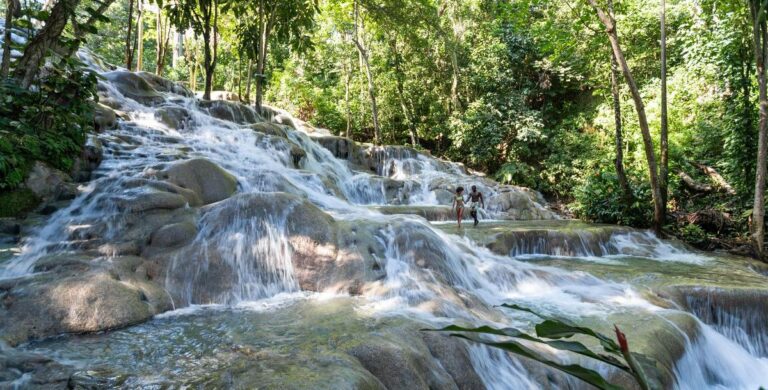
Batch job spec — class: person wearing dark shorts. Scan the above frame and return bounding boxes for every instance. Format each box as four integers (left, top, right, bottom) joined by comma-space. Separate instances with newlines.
468, 185, 484, 226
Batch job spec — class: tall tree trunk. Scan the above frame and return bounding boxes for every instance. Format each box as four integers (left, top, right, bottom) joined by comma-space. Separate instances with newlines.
750, 1, 768, 258
245, 58, 253, 102
608, 0, 632, 205
13, 0, 80, 88
135, 0, 144, 72
344, 57, 351, 139
1, 0, 20, 79
352, 0, 381, 144
390, 36, 417, 147
659, 0, 669, 222
586, 0, 665, 234
155, 10, 171, 75
124, 0, 134, 69
611, 53, 632, 204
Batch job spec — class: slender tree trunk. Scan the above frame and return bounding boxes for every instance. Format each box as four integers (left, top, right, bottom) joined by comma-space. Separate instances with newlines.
13, 0, 80, 88
135, 0, 144, 72
344, 57, 351, 139
390, 36, 417, 147
125, 0, 134, 69
611, 54, 632, 204
1, 0, 20, 79
750, 1, 768, 258
352, 0, 381, 144
245, 58, 253, 102
253, 0, 272, 114
607, 0, 632, 205
659, 0, 669, 222
586, 0, 665, 234
155, 10, 171, 75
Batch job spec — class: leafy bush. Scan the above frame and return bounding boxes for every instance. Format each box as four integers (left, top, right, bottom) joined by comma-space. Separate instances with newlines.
677, 224, 708, 248
572, 170, 653, 228
0, 188, 41, 218
0, 65, 98, 190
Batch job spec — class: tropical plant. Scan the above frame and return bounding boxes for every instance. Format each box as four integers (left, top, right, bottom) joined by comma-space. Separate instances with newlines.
429, 304, 659, 390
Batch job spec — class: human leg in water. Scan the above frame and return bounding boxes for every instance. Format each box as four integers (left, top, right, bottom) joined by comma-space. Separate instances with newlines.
457, 206, 463, 228
470, 205, 478, 226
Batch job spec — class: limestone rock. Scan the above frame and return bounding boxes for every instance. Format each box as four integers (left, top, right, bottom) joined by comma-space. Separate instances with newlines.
93, 103, 117, 132
102, 71, 165, 106
250, 122, 288, 138
115, 190, 188, 212
149, 221, 197, 249
23, 162, 71, 202
154, 105, 191, 130
199, 100, 260, 124
136, 71, 193, 97
158, 158, 238, 205
0, 266, 172, 346
0, 343, 73, 389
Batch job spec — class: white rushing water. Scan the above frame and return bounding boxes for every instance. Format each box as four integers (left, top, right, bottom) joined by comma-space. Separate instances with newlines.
1, 56, 767, 389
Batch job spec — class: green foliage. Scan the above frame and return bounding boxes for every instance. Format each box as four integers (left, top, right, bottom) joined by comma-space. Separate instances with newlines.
0, 68, 98, 190
573, 170, 653, 227
678, 223, 708, 247
429, 304, 659, 390
0, 188, 41, 218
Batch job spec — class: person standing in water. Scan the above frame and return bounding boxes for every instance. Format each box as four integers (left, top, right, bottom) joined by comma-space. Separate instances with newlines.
452, 187, 465, 228
468, 185, 485, 226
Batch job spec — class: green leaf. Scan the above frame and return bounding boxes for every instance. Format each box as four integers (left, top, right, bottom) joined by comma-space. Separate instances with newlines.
451, 334, 624, 390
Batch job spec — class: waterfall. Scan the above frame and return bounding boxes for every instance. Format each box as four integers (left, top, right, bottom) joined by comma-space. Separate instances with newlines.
2, 55, 767, 389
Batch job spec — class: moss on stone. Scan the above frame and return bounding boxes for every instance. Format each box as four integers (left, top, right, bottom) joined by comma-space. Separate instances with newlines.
0, 188, 41, 218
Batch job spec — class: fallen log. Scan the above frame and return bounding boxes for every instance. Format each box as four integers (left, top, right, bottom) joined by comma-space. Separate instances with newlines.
678, 171, 713, 193
691, 162, 737, 195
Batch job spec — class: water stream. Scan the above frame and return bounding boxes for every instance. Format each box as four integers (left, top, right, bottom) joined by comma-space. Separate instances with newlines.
1, 61, 767, 389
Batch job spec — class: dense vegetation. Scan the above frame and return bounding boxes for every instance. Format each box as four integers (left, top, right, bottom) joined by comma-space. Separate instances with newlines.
3, 0, 768, 257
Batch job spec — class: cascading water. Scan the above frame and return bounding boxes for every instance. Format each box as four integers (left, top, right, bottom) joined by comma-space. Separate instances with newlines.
1, 54, 767, 389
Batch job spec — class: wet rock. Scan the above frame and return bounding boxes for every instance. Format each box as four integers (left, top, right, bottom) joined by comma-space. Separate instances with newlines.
115, 190, 188, 212
23, 162, 71, 202
486, 187, 557, 220
199, 100, 260, 124
347, 329, 459, 390
250, 122, 289, 138
124, 178, 202, 206
102, 71, 165, 106
209, 90, 242, 101
0, 267, 172, 346
155, 105, 192, 130
93, 103, 117, 132
149, 221, 197, 249
136, 71, 193, 97
71, 135, 104, 182
158, 158, 238, 205
420, 332, 485, 389
0, 343, 73, 389
0, 219, 20, 236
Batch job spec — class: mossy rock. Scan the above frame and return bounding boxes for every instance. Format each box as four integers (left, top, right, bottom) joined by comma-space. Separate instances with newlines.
0, 188, 41, 218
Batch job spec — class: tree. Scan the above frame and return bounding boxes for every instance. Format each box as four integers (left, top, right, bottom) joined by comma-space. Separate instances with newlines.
749, 0, 768, 258
125, 0, 135, 69
165, 0, 222, 99
13, 0, 81, 88
585, 0, 666, 234
231, 0, 316, 113
352, 0, 381, 143
659, 0, 669, 223
1, 0, 21, 79
156, 7, 172, 75
136, 0, 144, 71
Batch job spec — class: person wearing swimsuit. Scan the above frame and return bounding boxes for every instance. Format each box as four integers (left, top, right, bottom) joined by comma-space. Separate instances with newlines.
468, 185, 485, 226
452, 187, 465, 227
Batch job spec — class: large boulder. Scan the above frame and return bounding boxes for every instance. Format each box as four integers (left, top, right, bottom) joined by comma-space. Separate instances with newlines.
154, 105, 192, 130
199, 100, 261, 124
486, 187, 557, 220
157, 158, 238, 205
160, 193, 387, 305
0, 256, 172, 346
136, 71, 193, 97
102, 71, 165, 106
92, 103, 117, 132
23, 162, 73, 202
